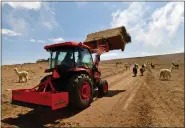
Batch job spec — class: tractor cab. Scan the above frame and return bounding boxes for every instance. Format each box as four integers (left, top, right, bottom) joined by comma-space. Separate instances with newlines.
44, 42, 94, 74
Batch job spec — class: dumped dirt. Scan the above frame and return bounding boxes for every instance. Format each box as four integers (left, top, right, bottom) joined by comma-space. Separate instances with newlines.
1, 53, 184, 127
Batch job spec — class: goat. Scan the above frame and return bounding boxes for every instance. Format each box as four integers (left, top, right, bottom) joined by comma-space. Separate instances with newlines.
159, 65, 174, 80
172, 63, 179, 69
116, 62, 122, 67
143, 62, 148, 69
124, 63, 130, 71
151, 62, 155, 69
145, 61, 148, 65
14, 68, 29, 83
135, 63, 139, 69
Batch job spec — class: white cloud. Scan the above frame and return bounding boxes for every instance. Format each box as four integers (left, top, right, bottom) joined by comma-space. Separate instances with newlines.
37, 40, 45, 43
101, 52, 119, 60
42, 22, 54, 30
29, 39, 45, 43
168, 47, 184, 54
29, 39, 35, 42
5, 12, 29, 35
49, 37, 65, 43
40, 3, 58, 30
140, 52, 151, 56
111, 2, 184, 47
2, 29, 22, 36
111, 2, 147, 28
4, 2, 58, 36
2, 2, 41, 10
30, 37, 65, 44
52, 11, 56, 15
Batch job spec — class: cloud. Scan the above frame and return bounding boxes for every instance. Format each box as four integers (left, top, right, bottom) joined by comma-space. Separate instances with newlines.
2, 29, 22, 36
3, 2, 58, 37
29, 39, 35, 42
29, 39, 45, 43
5, 11, 30, 35
101, 52, 120, 60
140, 52, 151, 56
2, 2, 41, 10
37, 40, 45, 43
42, 22, 55, 30
49, 37, 65, 43
111, 2, 184, 47
30, 37, 65, 44
168, 47, 184, 54
40, 3, 58, 30
52, 11, 56, 15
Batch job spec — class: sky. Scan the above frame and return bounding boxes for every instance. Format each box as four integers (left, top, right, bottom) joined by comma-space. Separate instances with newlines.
1, 1, 184, 65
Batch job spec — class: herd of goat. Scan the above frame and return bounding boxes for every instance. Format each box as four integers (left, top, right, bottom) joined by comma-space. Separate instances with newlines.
13, 61, 180, 83
116, 61, 180, 80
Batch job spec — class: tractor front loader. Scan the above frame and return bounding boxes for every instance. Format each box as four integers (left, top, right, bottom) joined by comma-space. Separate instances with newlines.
11, 26, 131, 110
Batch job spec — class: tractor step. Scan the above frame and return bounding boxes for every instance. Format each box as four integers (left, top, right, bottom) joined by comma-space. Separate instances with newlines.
12, 89, 68, 110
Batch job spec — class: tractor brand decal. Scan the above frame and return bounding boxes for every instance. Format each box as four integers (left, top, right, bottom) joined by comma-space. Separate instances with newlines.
55, 99, 66, 106
12, 92, 20, 95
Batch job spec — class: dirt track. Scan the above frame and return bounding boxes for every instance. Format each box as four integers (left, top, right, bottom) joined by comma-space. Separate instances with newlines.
1, 53, 184, 127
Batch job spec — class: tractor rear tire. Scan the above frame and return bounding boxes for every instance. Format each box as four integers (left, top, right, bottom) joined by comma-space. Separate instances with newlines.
68, 74, 93, 109
98, 80, 108, 97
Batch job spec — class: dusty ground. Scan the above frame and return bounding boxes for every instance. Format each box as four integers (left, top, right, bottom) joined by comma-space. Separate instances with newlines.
1, 53, 184, 127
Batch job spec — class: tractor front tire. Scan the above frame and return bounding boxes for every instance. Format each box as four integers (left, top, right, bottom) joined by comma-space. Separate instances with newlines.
98, 80, 108, 97
68, 74, 93, 109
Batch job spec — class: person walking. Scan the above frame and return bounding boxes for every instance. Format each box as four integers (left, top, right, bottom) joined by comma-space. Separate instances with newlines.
133, 63, 138, 77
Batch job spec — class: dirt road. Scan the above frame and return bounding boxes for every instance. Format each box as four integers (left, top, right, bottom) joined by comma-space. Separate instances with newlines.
57, 67, 184, 127
1, 53, 184, 127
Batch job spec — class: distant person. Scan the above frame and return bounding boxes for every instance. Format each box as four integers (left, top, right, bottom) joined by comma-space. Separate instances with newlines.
140, 64, 145, 76
133, 63, 138, 77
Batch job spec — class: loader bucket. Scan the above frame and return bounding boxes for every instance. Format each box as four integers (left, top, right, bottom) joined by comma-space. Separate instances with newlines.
83, 26, 131, 52
84, 35, 127, 52
12, 89, 68, 110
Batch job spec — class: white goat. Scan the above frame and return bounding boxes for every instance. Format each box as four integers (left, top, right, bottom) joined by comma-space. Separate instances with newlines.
14, 68, 29, 82
159, 65, 174, 80
144, 61, 148, 68
135, 63, 139, 69
124, 63, 131, 70
145, 61, 148, 65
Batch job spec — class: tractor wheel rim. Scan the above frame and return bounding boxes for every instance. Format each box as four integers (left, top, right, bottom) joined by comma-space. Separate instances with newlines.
104, 83, 108, 93
81, 82, 91, 100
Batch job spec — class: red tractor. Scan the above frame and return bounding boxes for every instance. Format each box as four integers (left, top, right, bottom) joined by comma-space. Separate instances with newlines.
12, 27, 131, 110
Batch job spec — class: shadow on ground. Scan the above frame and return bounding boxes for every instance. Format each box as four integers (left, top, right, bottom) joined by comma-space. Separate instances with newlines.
105, 90, 126, 97
94, 89, 126, 98
2, 106, 82, 128
2, 90, 126, 127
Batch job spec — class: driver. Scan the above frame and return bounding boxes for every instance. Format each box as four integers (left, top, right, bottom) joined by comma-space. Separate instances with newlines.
76, 52, 83, 67
61, 52, 73, 68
